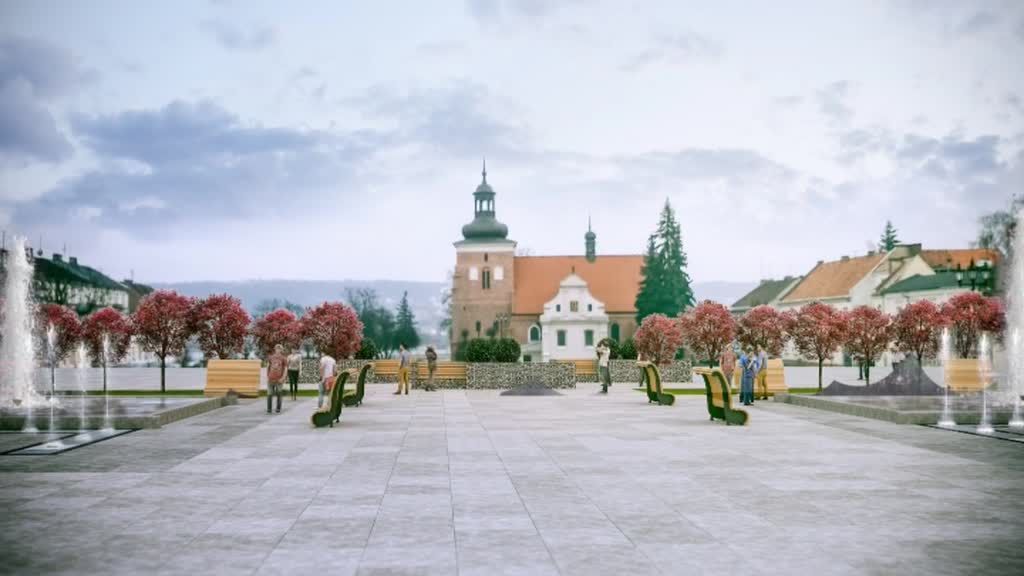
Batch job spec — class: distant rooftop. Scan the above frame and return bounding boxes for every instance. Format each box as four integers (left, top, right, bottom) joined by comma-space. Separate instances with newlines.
732, 276, 801, 310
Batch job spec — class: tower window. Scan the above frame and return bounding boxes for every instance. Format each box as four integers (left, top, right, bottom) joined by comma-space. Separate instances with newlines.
469, 267, 479, 281
557, 330, 566, 347
494, 266, 504, 280
484, 253, 488, 262
570, 301, 579, 312
482, 268, 491, 289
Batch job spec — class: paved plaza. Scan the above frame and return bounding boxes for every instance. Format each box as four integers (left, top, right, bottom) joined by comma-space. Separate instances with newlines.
1, 385, 1022, 575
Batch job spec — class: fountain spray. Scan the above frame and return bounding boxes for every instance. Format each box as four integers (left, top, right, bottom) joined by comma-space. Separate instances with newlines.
101, 333, 112, 431
0, 236, 43, 431
1011, 326, 1024, 428
977, 333, 994, 435
938, 327, 955, 427
76, 341, 89, 432
46, 323, 56, 398
1008, 206, 1024, 427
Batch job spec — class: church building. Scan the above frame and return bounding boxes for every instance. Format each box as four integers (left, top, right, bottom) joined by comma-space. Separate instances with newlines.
451, 163, 644, 361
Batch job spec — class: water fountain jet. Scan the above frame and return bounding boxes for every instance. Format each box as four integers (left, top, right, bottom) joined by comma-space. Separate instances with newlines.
977, 333, 994, 434
938, 327, 956, 427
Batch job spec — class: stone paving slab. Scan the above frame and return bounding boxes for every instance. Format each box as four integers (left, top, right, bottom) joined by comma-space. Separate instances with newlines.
0, 383, 1022, 575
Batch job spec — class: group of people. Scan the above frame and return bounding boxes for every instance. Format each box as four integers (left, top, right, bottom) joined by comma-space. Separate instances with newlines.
263, 343, 442, 415
264, 345, 305, 414
719, 345, 769, 406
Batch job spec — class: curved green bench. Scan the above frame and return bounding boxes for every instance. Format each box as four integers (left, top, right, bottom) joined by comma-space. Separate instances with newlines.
642, 363, 675, 406
694, 367, 748, 425
342, 364, 370, 407
311, 371, 349, 428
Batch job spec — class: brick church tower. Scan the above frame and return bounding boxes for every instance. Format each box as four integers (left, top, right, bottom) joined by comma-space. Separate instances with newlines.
451, 160, 516, 347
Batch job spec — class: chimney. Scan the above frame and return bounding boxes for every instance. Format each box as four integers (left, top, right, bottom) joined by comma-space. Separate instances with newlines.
69, 256, 78, 266
816, 260, 824, 266
841, 255, 849, 261
867, 250, 876, 256
52, 253, 63, 263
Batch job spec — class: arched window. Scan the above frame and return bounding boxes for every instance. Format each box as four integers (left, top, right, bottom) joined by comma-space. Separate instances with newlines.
482, 267, 491, 289
529, 325, 540, 342
610, 323, 620, 342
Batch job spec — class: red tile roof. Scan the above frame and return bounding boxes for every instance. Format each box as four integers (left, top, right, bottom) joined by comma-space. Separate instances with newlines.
920, 249, 999, 270
513, 255, 643, 314
781, 254, 885, 302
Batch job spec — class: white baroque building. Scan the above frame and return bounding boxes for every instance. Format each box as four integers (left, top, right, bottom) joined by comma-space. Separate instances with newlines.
536, 274, 609, 362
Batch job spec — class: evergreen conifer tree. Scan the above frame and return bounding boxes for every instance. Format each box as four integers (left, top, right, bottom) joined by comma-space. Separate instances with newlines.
879, 220, 900, 251
635, 200, 695, 322
393, 291, 421, 350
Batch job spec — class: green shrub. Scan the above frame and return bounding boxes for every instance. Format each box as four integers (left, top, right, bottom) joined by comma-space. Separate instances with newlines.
464, 338, 496, 362
494, 338, 521, 362
355, 337, 378, 360
618, 338, 638, 360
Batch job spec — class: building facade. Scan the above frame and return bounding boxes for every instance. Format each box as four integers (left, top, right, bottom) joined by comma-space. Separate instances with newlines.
450, 163, 643, 360
536, 274, 609, 361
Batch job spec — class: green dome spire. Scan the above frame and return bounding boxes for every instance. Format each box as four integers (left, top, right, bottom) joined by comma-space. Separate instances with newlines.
462, 158, 509, 241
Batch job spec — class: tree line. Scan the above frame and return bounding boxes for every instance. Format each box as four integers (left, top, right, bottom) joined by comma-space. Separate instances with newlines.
631, 293, 1004, 392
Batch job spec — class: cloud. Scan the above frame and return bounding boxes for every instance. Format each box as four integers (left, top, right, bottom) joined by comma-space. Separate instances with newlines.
0, 35, 87, 163
622, 32, 722, 72
0, 79, 73, 163
817, 81, 854, 124
200, 20, 276, 51
465, 0, 591, 24
347, 80, 530, 158
14, 99, 388, 237
774, 95, 803, 108
958, 10, 998, 35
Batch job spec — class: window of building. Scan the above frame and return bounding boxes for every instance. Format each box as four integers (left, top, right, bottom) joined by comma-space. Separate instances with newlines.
587, 303, 593, 312
570, 301, 579, 312
475, 320, 481, 336
557, 330, 566, 347
484, 253, 488, 262
494, 266, 504, 281
610, 323, 620, 342
482, 268, 491, 289
584, 330, 594, 346
556, 304, 561, 312
529, 325, 540, 342
469, 267, 479, 281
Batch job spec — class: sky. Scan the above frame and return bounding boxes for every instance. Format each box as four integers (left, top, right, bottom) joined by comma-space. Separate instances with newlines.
1, 0, 1022, 285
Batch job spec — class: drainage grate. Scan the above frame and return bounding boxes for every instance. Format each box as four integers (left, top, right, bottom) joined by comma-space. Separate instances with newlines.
3, 429, 135, 455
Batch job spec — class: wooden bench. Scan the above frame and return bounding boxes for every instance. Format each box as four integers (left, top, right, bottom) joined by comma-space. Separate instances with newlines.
342, 364, 371, 407
945, 358, 988, 393
415, 361, 468, 381
641, 362, 675, 406
557, 359, 598, 379
312, 371, 349, 428
730, 358, 788, 396
373, 359, 401, 379
204, 359, 261, 398
694, 367, 749, 425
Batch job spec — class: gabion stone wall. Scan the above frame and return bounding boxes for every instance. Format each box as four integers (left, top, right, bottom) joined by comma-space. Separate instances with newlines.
608, 359, 692, 383
467, 362, 576, 389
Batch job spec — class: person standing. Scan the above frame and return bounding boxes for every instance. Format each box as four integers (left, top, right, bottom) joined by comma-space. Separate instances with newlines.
266, 345, 287, 414
757, 346, 769, 400
424, 346, 438, 392
636, 351, 647, 389
286, 347, 302, 401
719, 345, 736, 391
395, 343, 410, 395
596, 340, 611, 394
318, 351, 336, 408
739, 348, 758, 406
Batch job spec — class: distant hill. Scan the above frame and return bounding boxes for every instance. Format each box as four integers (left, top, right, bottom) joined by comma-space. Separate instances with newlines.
691, 281, 759, 306
150, 279, 450, 345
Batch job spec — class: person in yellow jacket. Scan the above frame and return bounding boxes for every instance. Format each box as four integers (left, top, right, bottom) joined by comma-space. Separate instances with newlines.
757, 346, 769, 400
395, 343, 410, 395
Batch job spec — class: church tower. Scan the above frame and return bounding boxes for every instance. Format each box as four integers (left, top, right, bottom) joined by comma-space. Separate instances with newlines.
451, 160, 517, 351
585, 217, 596, 262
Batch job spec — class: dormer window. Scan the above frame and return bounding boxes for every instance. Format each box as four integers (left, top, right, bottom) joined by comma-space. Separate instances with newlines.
570, 301, 579, 312
587, 303, 593, 312
556, 304, 561, 312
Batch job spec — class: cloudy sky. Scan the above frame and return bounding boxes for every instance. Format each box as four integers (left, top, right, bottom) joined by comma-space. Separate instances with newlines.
1, 0, 1022, 285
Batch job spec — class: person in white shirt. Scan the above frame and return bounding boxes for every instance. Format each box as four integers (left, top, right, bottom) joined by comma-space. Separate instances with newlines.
286, 348, 303, 401
395, 344, 410, 395
318, 353, 337, 408
597, 340, 612, 394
